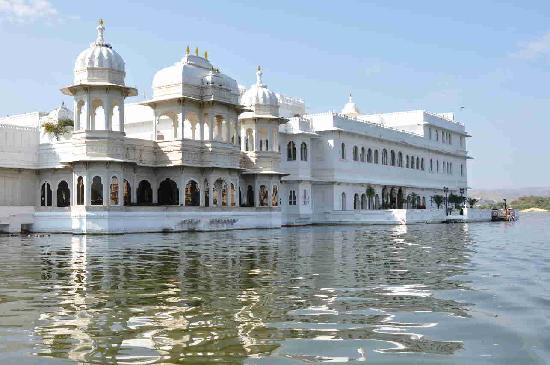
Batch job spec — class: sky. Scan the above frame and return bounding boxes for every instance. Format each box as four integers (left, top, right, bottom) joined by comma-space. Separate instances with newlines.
0, 0, 548, 189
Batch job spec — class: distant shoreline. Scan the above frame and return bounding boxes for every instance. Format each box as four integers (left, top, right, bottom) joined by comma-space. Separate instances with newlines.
520, 208, 549, 213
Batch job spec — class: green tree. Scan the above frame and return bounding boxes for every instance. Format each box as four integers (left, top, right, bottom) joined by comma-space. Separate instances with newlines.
432, 195, 444, 209
42, 118, 74, 141
467, 197, 478, 208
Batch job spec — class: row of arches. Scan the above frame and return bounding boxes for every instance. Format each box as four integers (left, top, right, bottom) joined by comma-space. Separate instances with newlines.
342, 143, 426, 171
40, 181, 70, 207
341, 192, 380, 210
287, 141, 308, 161
41, 177, 280, 208
155, 112, 240, 144
75, 98, 123, 132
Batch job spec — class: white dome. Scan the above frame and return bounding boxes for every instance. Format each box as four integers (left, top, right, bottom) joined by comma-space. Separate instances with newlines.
75, 45, 124, 73
152, 52, 239, 100
240, 66, 279, 117
73, 20, 126, 86
341, 94, 361, 117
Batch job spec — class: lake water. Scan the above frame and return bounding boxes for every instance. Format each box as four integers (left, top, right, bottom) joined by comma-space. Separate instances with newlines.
0, 213, 549, 364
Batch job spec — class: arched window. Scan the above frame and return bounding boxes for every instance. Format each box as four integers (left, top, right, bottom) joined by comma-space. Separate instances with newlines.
437, 160, 440, 173
354, 193, 360, 210
341, 192, 346, 210
411, 156, 415, 169
204, 180, 210, 207
287, 141, 296, 161
382, 149, 388, 165
353, 146, 359, 161
247, 185, 254, 207
390, 150, 396, 166
421, 158, 425, 171
288, 189, 297, 206
272, 185, 278, 206
367, 148, 372, 163
91, 176, 103, 205
222, 182, 228, 207
461, 164, 464, 177
406, 155, 410, 168
259, 185, 268, 206
230, 183, 236, 207
110, 176, 119, 205
57, 181, 70, 207
158, 178, 179, 205
360, 147, 365, 162
213, 179, 222, 207
416, 157, 420, 170
185, 180, 200, 206
40, 182, 52, 207
374, 149, 379, 164
341, 143, 346, 159
76, 176, 84, 205
300, 142, 308, 161
137, 180, 153, 205
361, 193, 367, 209
398, 152, 403, 167
123, 179, 131, 206
430, 159, 433, 172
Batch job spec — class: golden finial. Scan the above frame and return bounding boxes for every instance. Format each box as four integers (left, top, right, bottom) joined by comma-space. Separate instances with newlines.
185, 45, 190, 55
195, 47, 199, 56
204, 50, 208, 60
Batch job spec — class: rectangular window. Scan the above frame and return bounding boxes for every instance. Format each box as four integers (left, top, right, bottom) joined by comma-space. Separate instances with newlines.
303, 189, 309, 205
288, 190, 297, 206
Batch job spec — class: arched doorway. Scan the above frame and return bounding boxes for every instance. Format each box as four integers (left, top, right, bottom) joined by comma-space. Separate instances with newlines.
76, 176, 84, 205
361, 193, 367, 210
57, 181, 70, 207
91, 176, 103, 205
204, 179, 210, 207
123, 180, 131, 206
137, 180, 152, 205
247, 185, 254, 207
259, 185, 268, 206
158, 178, 179, 205
185, 180, 200, 206
397, 188, 404, 209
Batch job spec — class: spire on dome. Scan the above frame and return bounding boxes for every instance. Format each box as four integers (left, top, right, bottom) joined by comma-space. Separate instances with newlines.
341, 92, 361, 117
93, 18, 111, 48
256, 65, 263, 86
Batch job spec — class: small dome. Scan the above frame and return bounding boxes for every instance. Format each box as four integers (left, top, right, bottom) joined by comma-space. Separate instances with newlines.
240, 66, 279, 117
73, 20, 126, 85
152, 52, 239, 99
46, 102, 72, 121
341, 93, 361, 117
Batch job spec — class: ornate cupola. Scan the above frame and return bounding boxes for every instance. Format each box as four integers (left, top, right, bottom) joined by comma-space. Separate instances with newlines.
341, 93, 361, 117
240, 66, 280, 118
61, 19, 137, 133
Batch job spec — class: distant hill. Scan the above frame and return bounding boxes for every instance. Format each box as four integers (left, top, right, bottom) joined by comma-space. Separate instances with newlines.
509, 196, 550, 211
469, 187, 550, 202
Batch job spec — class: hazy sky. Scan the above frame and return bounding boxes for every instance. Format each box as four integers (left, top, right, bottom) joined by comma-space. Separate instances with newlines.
0, 0, 548, 189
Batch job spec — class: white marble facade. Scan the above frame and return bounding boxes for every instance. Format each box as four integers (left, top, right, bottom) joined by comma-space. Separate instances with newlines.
0, 21, 471, 233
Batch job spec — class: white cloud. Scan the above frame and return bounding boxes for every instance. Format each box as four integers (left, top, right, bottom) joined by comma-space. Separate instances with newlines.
512, 31, 550, 60
0, 0, 59, 23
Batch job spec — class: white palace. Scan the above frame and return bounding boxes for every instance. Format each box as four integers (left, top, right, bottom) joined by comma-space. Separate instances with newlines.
0, 21, 481, 234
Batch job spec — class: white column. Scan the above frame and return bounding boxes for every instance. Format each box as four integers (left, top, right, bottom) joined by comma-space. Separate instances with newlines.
85, 91, 91, 130
153, 114, 158, 141
118, 174, 124, 206
253, 127, 258, 151
209, 117, 214, 141
119, 101, 125, 133
104, 95, 112, 131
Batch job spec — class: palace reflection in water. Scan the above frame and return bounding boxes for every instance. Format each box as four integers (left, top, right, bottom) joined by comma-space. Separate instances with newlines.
0, 224, 474, 364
